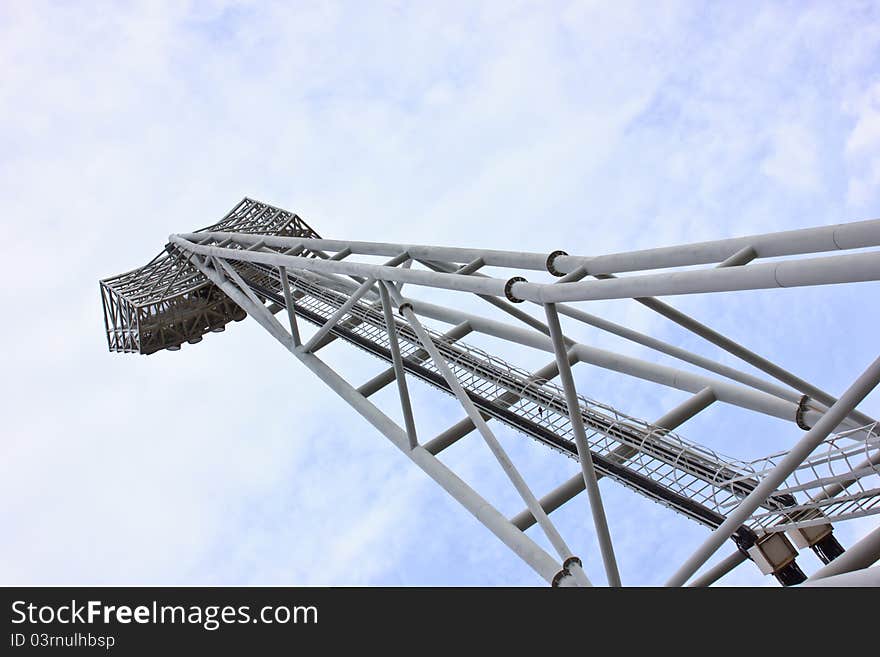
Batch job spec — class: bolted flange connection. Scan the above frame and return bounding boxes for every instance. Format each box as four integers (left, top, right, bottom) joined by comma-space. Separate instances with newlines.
563, 555, 582, 571
504, 276, 527, 303
551, 556, 584, 587
795, 395, 813, 430
551, 568, 571, 587
546, 250, 569, 277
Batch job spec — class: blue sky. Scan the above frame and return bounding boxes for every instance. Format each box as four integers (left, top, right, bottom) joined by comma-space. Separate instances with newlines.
1, 1, 879, 586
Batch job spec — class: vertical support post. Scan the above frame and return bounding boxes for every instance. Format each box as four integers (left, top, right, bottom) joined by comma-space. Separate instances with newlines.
378, 281, 418, 449
666, 353, 880, 587
544, 302, 622, 587
278, 265, 301, 347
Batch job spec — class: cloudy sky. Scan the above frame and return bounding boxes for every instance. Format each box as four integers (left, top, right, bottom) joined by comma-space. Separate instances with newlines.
2, 1, 879, 586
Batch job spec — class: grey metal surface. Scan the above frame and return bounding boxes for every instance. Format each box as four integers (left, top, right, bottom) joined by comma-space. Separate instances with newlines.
100, 199, 321, 354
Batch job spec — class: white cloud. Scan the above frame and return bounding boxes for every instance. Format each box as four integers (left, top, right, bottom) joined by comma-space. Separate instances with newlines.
1, 0, 878, 587
760, 123, 820, 192
845, 82, 880, 207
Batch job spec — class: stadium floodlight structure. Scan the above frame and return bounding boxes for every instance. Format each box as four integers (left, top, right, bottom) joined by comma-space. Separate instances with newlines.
100, 198, 880, 587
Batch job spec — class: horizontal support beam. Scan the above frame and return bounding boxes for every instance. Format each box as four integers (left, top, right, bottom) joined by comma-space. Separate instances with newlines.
171, 232, 880, 306
515, 251, 880, 304
511, 472, 584, 531
177, 217, 880, 276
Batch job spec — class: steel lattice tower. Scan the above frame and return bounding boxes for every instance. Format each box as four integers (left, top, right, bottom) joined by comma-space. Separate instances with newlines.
100, 198, 880, 587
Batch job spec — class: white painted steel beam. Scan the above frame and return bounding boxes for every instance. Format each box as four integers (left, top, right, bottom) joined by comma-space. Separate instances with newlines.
170, 232, 880, 305
378, 281, 418, 449
545, 302, 621, 586
177, 217, 880, 274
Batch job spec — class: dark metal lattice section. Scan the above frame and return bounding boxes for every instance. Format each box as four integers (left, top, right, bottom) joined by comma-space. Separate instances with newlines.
99, 198, 321, 354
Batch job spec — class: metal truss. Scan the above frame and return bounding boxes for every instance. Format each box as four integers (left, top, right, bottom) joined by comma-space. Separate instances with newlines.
100, 198, 880, 587
100, 199, 319, 354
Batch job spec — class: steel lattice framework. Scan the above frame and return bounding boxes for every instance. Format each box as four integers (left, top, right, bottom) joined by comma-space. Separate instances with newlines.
101, 198, 880, 587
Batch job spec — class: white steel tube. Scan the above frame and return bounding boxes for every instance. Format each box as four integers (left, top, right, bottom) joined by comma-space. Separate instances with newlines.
420, 257, 801, 406
171, 236, 508, 298
214, 259, 292, 345
356, 322, 473, 398
278, 265, 302, 346
552, 218, 880, 274
171, 234, 880, 305
516, 251, 880, 304
179, 217, 880, 275
378, 281, 418, 449
617, 289, 878, 428
556, 303, 802, 404
545, 302, 621, 587
685, 550, 749, 588
717, 245, 757, 268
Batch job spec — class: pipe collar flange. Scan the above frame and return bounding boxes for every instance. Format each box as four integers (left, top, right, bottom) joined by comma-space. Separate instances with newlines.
546, 250, 569, 277
397, 302, 414, 318
563, 556, 582, 571
551, 567, 571, 587
795, 395, 813, 431
504, 276, 527, 303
